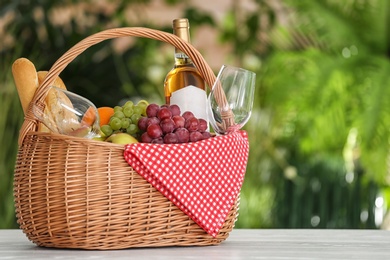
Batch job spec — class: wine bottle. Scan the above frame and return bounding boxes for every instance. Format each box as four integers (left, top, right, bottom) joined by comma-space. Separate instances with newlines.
164, 18, 208, 121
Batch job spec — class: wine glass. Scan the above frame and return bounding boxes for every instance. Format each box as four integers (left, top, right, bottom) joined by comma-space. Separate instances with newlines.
207, 65, 256, 134
32, 86, 100, 139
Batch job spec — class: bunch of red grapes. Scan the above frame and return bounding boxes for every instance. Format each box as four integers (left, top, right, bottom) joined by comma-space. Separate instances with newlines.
137, 103, 212, 144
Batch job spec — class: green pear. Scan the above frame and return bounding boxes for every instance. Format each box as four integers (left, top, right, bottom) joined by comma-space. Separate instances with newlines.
92, 136, 107, 141
106, 133, 139, 144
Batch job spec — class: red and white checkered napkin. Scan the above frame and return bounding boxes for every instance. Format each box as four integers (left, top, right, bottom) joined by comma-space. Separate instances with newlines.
123, 131, 249, 237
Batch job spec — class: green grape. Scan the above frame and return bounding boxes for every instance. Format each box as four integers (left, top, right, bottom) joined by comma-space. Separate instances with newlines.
137, 100, 149, 116
110, 117, 122, 131
124, 100, 134, 108
101, 125, 113, 137
133, 105, 143, 115
121, 118, 131, 129
114, 106, 123, 112
137, 100, 149, 107
130, 113, 141, 124
113, 111, 125, 119
123, 106, 134, 118
126, 124, 139, 135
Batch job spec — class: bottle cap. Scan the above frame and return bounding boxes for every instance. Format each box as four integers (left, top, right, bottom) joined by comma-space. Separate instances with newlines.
173, 18, 189, 29
173, 18, 190, 43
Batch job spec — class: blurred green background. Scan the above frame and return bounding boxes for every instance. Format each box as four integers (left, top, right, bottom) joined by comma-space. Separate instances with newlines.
1, 0, 390, 229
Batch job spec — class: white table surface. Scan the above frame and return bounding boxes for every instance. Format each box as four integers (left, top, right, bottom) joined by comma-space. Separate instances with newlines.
1, 228, 389, 259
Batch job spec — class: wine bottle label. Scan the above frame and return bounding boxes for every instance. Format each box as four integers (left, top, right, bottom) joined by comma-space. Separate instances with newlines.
170, 85, 208, 122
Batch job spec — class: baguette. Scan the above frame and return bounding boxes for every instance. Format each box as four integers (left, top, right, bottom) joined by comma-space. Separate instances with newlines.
37, 71, 67, 91
12, 58, 39, 115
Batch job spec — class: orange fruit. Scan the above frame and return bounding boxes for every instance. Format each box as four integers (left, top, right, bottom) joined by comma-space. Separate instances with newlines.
97, 106, 115, 127
81, 106, 97, 126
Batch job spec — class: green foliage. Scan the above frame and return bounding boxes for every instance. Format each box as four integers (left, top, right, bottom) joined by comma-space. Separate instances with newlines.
0, 51, 23, 229
256, 1, 390, 184
221, 0, 390, 228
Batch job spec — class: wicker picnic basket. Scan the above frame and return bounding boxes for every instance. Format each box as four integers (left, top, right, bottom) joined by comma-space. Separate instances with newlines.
13, 27, 240, 250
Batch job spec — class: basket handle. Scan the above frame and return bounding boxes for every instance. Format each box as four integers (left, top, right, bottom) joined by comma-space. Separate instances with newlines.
19, 27, 232, 145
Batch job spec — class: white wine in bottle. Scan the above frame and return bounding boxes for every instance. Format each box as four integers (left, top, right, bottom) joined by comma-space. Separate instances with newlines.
164, 18, 207, 121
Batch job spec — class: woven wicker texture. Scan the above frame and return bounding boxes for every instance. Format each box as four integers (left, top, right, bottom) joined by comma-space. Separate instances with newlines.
14, 27, 239, 250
